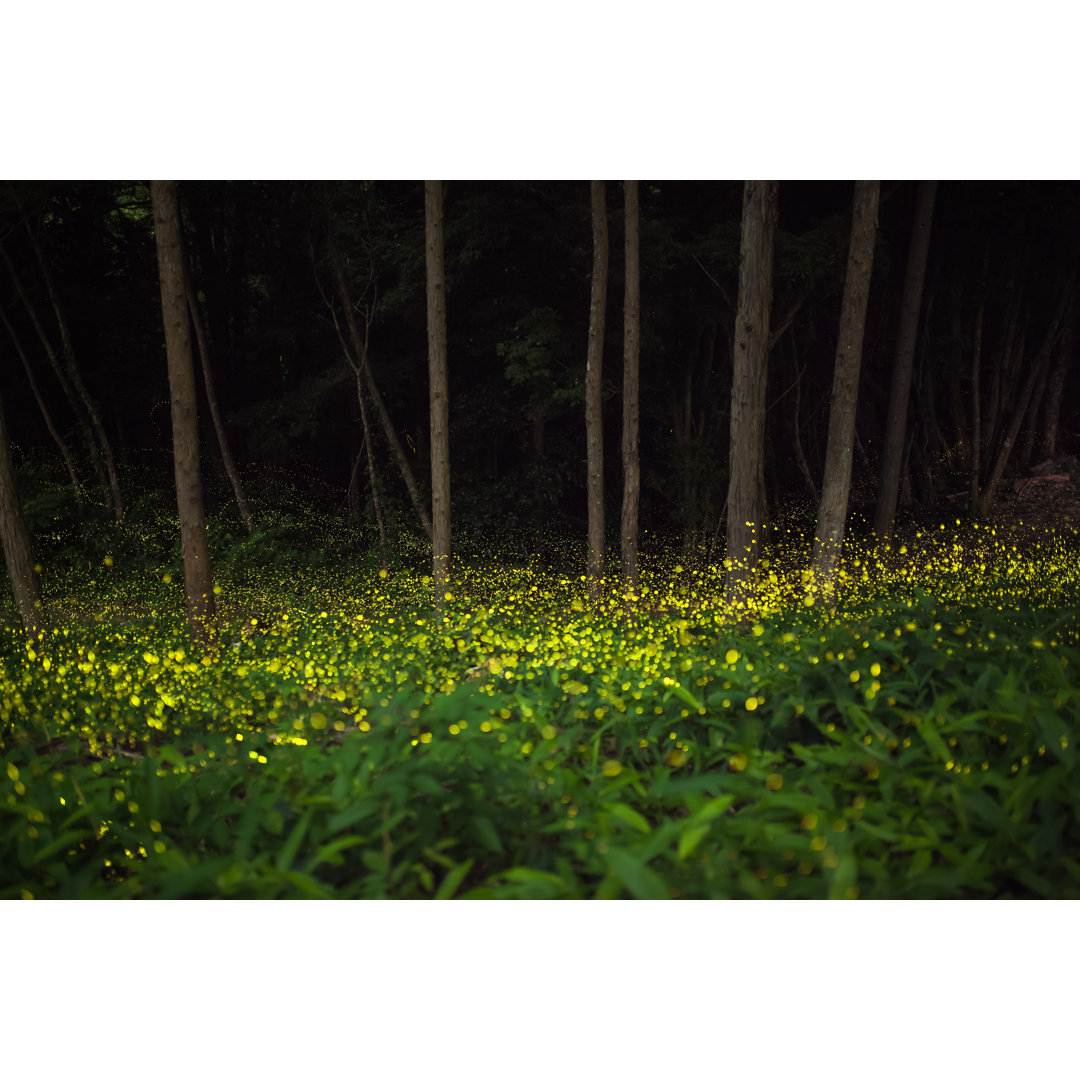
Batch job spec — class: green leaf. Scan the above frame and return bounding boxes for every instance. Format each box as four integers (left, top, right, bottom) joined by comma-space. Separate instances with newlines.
304, 835, 368, 873
678, 824, 710, 861
500, 867, 567, 887
917, 719, 951, 763
828, 853, 858, 899
605, 847, 670, 899
31, 830, 91, 865
909, 849, 932, 877
606, 802, 651, 834
276, 808, 313, 872
434, 858, 474, 900
470, 815, 504, 854
361, 849, 388, 875
686, 794, 736, 826
327, 800, 378, 832
412, 773, 448, 797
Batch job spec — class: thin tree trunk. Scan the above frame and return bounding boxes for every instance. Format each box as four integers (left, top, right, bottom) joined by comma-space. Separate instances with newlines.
0, 240, 109, 505
0, 304, 83, 504
1018, 359, 1048, 469
621, 180, 641, 594
17, 212, 123, 522
425, 181, 451, 609
186, 280, 254, 535
356, 374, 388, 572
0, 385, 43, 635
873, 180, 937, 542
151, 181, 216, 650
724, 181, 778, 616
975, 269, 1075, 519
969, 292, 985, 508
585, 181, 609, 603
787, 334, 817, 503
326, 225, 433, 540
810, 180, 880, 610
1039, 323, 1072, 461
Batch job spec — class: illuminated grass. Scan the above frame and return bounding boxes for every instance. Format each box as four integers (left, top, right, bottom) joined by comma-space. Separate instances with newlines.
2, 480, 1080, 898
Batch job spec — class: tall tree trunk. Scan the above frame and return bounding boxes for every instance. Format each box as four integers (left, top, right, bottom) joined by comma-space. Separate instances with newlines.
0, 385, 43, 636
585, 181, 609, 603
786, 333, 817, 503
872, 180, 937, 542
969, 291, 985, 508
186, 281, 254, 535
325, 224, 433, 540
0, 240, 110, 506
975, 271, 1075, 519
620, 180, 641, 594
1018, 359, 1048, 469
16, 211, 123, 522
151, 181, 216, 650
356, 375, 388, 572
810, 181, 880, 610
1039, 323, 1072, 461
724, 181, 778, 616
0, 305, 83, 504
425, 181, 451, 608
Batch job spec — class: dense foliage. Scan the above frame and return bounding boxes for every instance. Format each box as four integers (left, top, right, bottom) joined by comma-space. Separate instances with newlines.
3, 468, 1078, 898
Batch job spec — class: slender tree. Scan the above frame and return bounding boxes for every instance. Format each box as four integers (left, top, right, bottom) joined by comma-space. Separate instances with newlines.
425, 181, 451, 607
186, 279, 254, 535
0, 304, 83, 504
969, 291, 986, 507
151, 181, 216, 650
12, 201, 123, 522
585, 181, 609, 604
620, 180, 641, 594
325, 223, 433, 540
810, 181, 880, 609
0, 240, 110, 509
724, 181, 778, 617
1038, 323, 1072, 461
975, 269, 1076, 519
873, 180, 937, 541
0, 382, 43, 635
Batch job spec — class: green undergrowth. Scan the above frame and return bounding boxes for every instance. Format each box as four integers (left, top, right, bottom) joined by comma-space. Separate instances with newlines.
3, 473, 1080, 898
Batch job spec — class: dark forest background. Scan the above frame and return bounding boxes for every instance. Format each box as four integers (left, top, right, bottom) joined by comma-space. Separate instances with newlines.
3, 180, 1078, 554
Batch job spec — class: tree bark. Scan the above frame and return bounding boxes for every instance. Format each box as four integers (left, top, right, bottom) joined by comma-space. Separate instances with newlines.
969, 291, 985, 507
0, 304, 83, 504
975, 270, 1075, 519
620, 180, 641, 594
17, 212, 123, 522
724, 181, 778, 616
1039, 323, 1072, 461
425, 181, 451, 608
356, 374, 388, 572
325, 224, 433, 540
151, 181, 216, 650
186, 280, 254, 535
0, 240, 110, 507
810, 181, 880, 610
585, 181, 609, 603
872, 180, 937, 542
0, 384, 43, 636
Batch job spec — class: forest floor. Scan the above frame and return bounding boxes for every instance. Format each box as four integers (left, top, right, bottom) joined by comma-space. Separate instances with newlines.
989, 454, 1080, 535
3, 461, 1080, 899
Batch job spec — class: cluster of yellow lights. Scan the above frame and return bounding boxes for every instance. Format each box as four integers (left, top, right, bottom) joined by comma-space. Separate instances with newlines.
2, 507, 1079, 895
